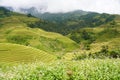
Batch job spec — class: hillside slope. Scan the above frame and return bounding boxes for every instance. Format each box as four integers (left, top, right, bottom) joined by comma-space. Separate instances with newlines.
0, 43, 56, 63
0, 7, 79, 54
68, 18, 120, 53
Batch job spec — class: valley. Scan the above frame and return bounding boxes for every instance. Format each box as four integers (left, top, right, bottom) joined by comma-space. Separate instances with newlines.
0, 6, 120, 80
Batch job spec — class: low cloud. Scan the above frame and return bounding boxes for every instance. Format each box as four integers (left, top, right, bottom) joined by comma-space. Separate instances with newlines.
0, 0, 120, 14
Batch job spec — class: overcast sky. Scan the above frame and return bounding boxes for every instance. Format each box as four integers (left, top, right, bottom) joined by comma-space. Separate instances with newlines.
0, 0, 120, 14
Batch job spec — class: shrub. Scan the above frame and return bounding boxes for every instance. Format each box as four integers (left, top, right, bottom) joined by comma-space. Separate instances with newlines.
74, 46, 120, 60
27, 14, 33, 17
7, 35, 32, 45
109, 50, 120, 58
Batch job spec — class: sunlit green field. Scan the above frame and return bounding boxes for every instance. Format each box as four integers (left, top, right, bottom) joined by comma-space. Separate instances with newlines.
0, 59, 120, 80
0, 43, 56, 63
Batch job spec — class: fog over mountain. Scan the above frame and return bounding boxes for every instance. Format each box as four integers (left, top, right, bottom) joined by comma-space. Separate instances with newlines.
0, 0, 120, 14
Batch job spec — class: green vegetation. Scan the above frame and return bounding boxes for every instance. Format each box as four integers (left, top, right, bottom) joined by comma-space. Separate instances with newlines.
68, 27, 120, 52
1, 59, 120, 80
0, 27, 78, 54
29, 12, 115, 35
0, 43, 56, 63
0, 7, 120, 80
74, 46, 120, 60
0, 7, 79, 54
0, 7, 12, 18
69, 29, 96, 44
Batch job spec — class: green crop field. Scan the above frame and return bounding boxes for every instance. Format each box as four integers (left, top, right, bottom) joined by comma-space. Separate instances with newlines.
0, 43, 56, 63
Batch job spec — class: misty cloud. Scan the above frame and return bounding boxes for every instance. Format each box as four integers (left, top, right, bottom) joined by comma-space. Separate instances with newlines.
0, 0, 120, 14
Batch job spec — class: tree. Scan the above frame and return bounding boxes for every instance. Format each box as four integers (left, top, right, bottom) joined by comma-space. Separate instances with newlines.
27, 14, 33, 17
101, 45, 108, 54
82, 30, 90, 40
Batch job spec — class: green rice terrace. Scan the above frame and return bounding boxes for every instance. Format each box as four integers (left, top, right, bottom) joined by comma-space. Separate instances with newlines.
0, 7, 120, 80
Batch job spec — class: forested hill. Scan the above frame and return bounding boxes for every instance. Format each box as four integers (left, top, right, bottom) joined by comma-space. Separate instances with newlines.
33, 10, 89, 23
28, 12, 116, 35
5, 7, 116, 35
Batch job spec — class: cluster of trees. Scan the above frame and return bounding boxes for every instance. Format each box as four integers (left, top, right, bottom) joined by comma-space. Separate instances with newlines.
69, 27, 119, 44
74, 46, 120, 60
69, 29, 96, 44
0, 7, 12, 18
7, 35, 32, 46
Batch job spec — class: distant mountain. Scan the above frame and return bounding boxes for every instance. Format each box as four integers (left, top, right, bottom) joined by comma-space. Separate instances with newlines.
27, 12, 115, 35
5, 7, 89, 22
33, 10, 89, 23
6, 7, 115, 35
0, 7, 12, 18
5, 7, 14, 11
19, 7, 39, 14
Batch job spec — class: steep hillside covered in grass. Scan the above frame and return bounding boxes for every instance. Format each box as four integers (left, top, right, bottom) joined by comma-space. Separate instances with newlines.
0, 7, 79, 54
